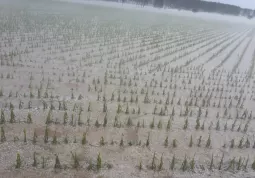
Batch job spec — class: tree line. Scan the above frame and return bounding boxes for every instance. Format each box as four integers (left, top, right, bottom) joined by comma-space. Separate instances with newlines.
111, 0, 255, 18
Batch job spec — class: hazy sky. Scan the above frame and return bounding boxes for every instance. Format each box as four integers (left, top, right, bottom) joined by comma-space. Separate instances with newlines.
206, 0, 255, 9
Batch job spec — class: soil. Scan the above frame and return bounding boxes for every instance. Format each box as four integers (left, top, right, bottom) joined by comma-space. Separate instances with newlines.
0, 0, 255, 178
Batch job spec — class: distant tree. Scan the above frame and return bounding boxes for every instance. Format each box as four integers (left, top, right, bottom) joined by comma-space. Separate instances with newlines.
153, 0, 164, 8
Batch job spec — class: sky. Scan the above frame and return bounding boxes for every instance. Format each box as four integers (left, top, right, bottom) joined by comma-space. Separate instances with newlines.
205, 0, 255, 9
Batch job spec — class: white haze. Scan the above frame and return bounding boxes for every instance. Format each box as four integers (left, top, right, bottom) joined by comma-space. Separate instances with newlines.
56, 0, 255, 24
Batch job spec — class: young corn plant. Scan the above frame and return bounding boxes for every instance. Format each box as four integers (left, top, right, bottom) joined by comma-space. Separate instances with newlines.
164, 136, 168, 147
138, 160, 142, 170
170, 154, 176, 170
32, 152, 37, 167
97, 153, 102, 170
189, 135, 193, 147
244, 157, 249, 171
32, 129, 37, 144
195, 117, 200, 130
237, 156, 242, 171
54, 155, 61, 169
181, 155, 188, 172
218, 154, 224, 170
197, 136, 202, 147
252, 159, 255, 170
15, 153, 21, 169
120, 137, 124, 147
82, 132, 87, 145
100, 136, 105, 146
173, 139, 177, 148
146, 133, 150, 147
158, 154, 163, 171
166, 119, 171, 130
10, 109, 15, 123
190, 157, 195, 172
209, 154, 214, 170
205, 135, 211, 148
44, 126, 49, 143
183, 118, 188, 130
227, 157, 235, 171
27, 112, 32, 123
150, 117, 155, 129
23, 129, 27, 143
157, 120, 162, 129
71, 152, 80, 169
151, 152, 156, 170
103, 114, 108, 127
0, 109, 5, 124
238, 137, 244, 149
52, 131, 57, 145
1, 126, 6, 142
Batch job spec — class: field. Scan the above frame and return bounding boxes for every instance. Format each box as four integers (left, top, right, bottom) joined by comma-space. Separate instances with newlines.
1, 0, 255, 177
